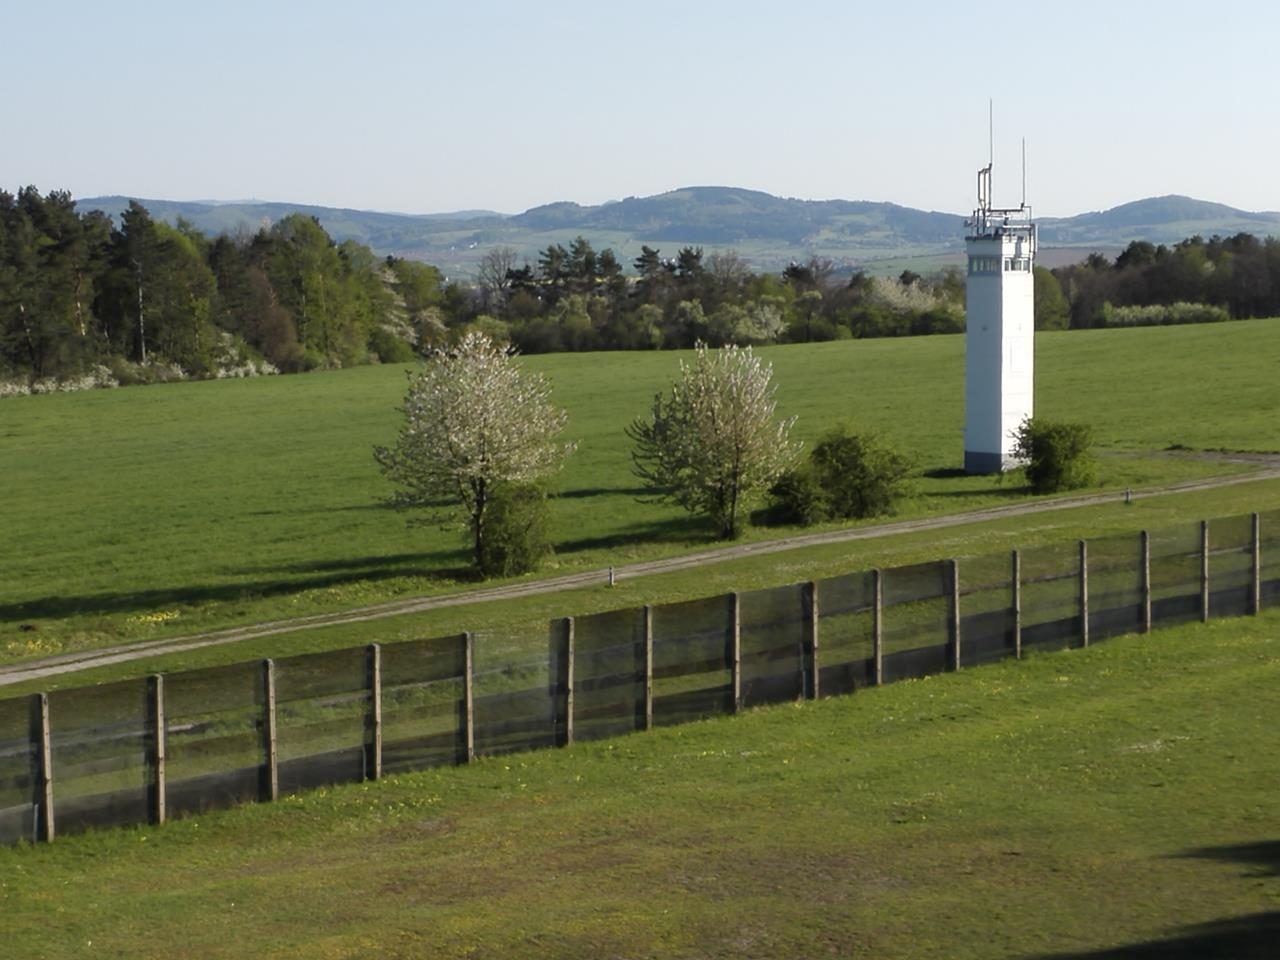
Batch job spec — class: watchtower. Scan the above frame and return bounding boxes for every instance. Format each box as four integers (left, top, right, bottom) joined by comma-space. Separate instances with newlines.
963, 148, 1036, 474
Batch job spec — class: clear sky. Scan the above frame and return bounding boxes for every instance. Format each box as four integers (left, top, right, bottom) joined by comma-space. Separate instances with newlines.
5, 0, 1278, 218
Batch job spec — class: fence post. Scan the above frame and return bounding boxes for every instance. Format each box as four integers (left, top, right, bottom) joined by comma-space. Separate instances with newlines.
552, 618, 574, 747
1141, 530, 1152, 633
366, 644, 382, 781
463, 632, 475, 763
1079, 540, 1090, 647
1250, 513, 1261, 616
1201, 519, 1210, 623
873, 569, 884, 686
806, 581, 820, 700
730, 592, 742, 713
35, 693, 54, 842
262, 658, 278, 803
149, 674, 166, 826
949, 559, 962, 671
642, 606, 654, 731
1012, 550, 1022, 659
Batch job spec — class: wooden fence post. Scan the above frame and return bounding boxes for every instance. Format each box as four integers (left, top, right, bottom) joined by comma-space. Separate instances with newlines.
1141, 530, 1152, 633
149, 674, 166, 826
806, 581, 820, 700
1079, 540, 1090, 647
36, 693, 54, 842
1250, 513, 1262, 616
642, 606, 654, 731
366, 644, 382, 781
730, 592, 742, 713
1201, 519, 1210, 623
1012, 550, 1022, 660
873, 570, 884, 686
262, 659, 278, 803
552, 618, 574, 747
462, 632, 475, 763
949, 559, 961, 671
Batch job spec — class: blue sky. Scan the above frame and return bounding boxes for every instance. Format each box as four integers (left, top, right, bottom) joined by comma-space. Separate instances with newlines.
5, 0, 1278, 217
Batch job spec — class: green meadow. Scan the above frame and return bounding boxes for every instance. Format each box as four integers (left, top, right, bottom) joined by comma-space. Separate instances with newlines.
1, 613, 1276, 959
3, 319, 1280, 668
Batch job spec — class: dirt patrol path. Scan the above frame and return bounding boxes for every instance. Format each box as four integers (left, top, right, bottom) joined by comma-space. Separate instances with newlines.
4, 464, 1278, 688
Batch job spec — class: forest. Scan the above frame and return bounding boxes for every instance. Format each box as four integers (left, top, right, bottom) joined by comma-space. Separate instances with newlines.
3, 186, 1280, 389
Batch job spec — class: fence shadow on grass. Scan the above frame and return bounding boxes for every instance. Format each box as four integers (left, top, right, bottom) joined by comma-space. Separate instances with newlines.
1026, 841, 1280, 958
1025, 912, 1280, 959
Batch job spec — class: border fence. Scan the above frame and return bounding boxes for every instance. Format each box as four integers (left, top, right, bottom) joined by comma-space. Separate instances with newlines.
2, 510, 1277, 846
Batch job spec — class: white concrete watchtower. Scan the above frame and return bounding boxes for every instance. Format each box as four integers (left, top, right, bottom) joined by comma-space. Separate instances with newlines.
963, 155, 1036, 474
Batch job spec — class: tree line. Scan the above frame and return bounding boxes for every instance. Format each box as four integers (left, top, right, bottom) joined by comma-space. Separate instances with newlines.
5, 185, 1278, 388
0, 187, 446, 385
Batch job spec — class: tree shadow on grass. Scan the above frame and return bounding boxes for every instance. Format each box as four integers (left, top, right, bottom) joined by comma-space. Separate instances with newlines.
556, 515, 714, 553
1024, 840, 1280, 959
554, 485, 652, 500
1, 554, 477, 626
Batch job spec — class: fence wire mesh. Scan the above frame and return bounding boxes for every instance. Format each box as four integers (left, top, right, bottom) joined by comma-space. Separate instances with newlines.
959, 551, 1016, 667
739, 584, 807, 708
1020, 542, 1082, 651
0, 696, 36, 845
880, 561, 951, 681
1087, 533, 1145, 643
651, 595, 733, 727
815, 571, 876, 695
1263, 510, 1280, 607
1208, 514, 1256, 619
274, 648, 369, 795
474, 625, 552, 756
48, 679, 151, 836
1150, 521, 1203, 628
573, 608, 646, 742
380, 635, 466, 774
164, 661, 264, 819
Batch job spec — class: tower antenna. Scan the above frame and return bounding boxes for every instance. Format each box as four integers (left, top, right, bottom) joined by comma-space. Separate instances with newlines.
988, 99, 993, 169
1021, 137, 1026, 209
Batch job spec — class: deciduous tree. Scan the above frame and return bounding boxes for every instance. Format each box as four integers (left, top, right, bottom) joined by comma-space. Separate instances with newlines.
374, 331, 575, 573
628, 343, 798, 539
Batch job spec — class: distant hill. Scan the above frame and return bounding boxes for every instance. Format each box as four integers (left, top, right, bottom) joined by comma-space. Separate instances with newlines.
76, 188, 1280, 278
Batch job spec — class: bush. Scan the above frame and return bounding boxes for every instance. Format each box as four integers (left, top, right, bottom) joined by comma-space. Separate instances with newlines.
1012, 417, 1097, 493
762, 425, 913, 526
477, 484, 554, 577
368, 327, 417, 364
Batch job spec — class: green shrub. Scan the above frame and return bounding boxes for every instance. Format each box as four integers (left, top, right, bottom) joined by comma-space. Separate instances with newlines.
761, 425, 913, 526
368, 327, 417, 364
1012, 417, 1097, 493
477, 483, 553, 577
758, 467, 827, 526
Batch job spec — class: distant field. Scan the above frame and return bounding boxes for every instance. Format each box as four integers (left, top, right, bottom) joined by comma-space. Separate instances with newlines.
3, 319, 1279, 667
1, 612, 1276, 959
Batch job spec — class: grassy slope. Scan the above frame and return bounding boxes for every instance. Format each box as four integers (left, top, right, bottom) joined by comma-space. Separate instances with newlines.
3, 320, 1279, 668
1, 614, 1276, 959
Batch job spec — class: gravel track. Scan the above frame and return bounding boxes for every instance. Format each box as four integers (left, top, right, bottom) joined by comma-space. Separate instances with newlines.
4, 465, 1278, 688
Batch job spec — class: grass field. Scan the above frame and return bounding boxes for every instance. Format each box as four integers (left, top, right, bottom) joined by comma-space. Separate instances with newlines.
3, 319, 1279, 669
1, 612, 1276, 958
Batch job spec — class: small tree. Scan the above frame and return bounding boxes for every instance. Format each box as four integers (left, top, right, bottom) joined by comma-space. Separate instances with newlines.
375, 331, 574, 574
1012, 417, 1096, 493
628, 342, 799, 539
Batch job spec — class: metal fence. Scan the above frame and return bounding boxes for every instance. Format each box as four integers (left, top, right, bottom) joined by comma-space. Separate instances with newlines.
2, 510, 1276, 846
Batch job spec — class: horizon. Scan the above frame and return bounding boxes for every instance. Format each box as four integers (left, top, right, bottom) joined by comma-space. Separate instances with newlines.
7, 1, 1280, 219
65, 186, 1279, 224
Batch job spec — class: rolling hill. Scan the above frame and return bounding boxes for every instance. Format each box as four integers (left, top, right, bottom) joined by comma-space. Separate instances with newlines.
76, 188, 1280, 278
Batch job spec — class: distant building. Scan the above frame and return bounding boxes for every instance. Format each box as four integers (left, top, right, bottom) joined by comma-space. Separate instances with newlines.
964, 160, 1036, 474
